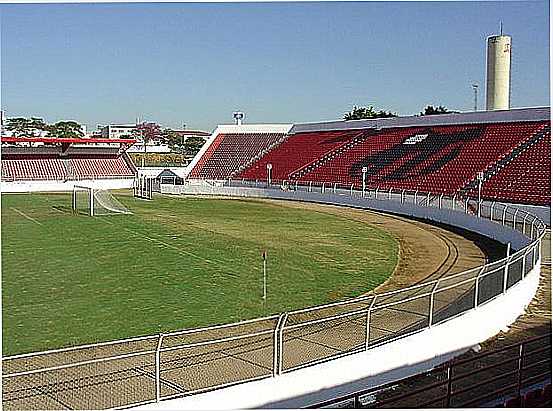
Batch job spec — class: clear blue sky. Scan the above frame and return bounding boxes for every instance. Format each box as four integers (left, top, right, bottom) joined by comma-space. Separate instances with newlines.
1, 1, 550, 132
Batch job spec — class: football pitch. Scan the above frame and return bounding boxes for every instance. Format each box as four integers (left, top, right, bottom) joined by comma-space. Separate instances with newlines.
2, 192, 398, 356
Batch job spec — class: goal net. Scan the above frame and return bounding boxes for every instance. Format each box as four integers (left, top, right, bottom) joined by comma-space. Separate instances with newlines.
72, 186, 132, 216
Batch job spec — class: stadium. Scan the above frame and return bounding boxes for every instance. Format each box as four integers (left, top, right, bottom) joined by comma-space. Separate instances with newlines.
1, 103, 551, 409
1, 7, 551, 411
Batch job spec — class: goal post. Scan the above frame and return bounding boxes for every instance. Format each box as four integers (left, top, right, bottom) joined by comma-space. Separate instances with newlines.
72, 185, 132, 216
72, 185, 94, 216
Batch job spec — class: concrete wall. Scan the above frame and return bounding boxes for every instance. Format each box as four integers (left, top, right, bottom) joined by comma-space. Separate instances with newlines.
1, 178, 134, 193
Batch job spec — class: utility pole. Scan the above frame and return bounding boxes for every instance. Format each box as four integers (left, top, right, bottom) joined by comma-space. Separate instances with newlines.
472, 83, 479, 111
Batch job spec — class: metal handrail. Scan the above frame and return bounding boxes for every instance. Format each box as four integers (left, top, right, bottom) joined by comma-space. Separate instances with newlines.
305, 333, 551, 409
3, 181, 547, 411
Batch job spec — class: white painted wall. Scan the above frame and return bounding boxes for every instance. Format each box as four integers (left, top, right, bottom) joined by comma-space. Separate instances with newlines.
1, 178, 134, 192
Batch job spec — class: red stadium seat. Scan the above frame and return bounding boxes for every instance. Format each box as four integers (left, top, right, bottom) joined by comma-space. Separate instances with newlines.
231, 121, 550, 206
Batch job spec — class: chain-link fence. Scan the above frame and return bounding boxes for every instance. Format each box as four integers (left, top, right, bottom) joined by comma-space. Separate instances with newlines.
2, 182, 547, 410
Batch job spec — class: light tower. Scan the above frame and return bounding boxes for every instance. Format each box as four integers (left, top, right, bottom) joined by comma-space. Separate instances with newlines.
472, 83, 479, 111
233, 111, 245, 126
486, 25, 511, 111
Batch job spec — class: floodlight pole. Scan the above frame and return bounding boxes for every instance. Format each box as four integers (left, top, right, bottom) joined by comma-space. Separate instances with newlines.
362, 167, 367, 197
267, 163, 273, 187
472, 83, 479, 112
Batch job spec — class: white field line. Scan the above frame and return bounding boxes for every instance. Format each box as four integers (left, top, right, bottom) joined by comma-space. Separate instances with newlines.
10, 207, 43, 226
98, 216, 242, 274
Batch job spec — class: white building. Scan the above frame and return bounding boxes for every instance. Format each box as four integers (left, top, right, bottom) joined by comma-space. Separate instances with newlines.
99, 124, 136, 139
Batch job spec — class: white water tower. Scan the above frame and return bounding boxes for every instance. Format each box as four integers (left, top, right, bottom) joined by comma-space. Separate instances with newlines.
233, 111, 245, 126
486, 30, 511, 111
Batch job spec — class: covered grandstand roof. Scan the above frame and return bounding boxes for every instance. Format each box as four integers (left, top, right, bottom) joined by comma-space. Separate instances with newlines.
1, 136, 136, 145
291, 106, 551, 134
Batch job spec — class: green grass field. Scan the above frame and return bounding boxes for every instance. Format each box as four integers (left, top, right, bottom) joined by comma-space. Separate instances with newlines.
2, 192, 398, 355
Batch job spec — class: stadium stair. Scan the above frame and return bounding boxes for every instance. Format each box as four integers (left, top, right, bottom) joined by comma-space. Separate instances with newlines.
288, 129, 372, 181
230, 132, 291, 180
460, 123, 551, 202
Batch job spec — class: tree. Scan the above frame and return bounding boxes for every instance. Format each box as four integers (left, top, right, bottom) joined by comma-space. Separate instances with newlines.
5, 117, 47, 137
132, 122, 163, 167
419, 105, 458, 116
29, 117, 47, 135
162, 129, 206, 155
344, 105, 398, 120
161, 128, 182, 151
132, 122, 163, 144
183, 136, 206, 155
46, 121, 84, 139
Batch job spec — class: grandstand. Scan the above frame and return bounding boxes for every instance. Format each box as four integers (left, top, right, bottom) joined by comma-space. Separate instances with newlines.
188, 107, 551, 207
1, 107, 550, 410
1, 136, 137, 192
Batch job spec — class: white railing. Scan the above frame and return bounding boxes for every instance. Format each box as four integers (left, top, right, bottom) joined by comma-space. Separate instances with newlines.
2, 181, 546, 410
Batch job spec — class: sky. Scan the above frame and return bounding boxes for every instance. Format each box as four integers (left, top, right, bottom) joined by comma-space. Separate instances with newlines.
0, 1, 550, 133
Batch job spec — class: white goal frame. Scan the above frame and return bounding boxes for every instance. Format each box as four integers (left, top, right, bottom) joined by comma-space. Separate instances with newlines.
72, 185, 94, 216
72, 185, 132, 216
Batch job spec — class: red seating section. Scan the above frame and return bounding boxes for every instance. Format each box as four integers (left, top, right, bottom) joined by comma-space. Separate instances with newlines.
188, 133, 286, 179
480, 130, 551, 205
2, 157, 67, 181
1, 154, 135, 181
233, 121, 550, 205
239, 130, 363, 181
69, 157, 134, 179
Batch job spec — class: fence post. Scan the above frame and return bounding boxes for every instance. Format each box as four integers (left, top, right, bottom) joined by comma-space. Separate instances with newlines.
414, 190, 418, 204
474, 266, 486, 308
439, 194, 443, 209
503, 243, 512, 293
155, 333, 164, 402
365, 297, 377, 350
502, 205, 508, 226
452, 194, 456, 211
350, 184, 354, 197
428, 280, 440, 327
274, 313, 288, 376
490, 202, 495, 222
309, 181, 312, 192
445, 363, 453, 407
333, 182, 337, 194
522, 213, 529, 237
426, 192, 430, 207
388, 188, 392, 200
465, 198, 470, 214
401, 189, 405, 204
530, 217, 537, 240
522, 248, 527, 278
537, 237, 542, 266
517, 343, 524, 398
512, 209, 519, 231
273, 313, 286, 376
